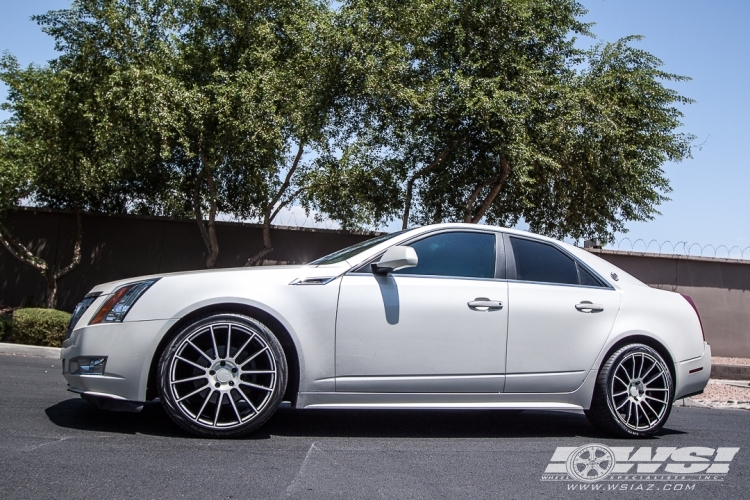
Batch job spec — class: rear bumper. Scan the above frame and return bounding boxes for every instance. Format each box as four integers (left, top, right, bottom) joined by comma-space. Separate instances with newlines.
674, 342, 711, 400
61, 318, 177, 402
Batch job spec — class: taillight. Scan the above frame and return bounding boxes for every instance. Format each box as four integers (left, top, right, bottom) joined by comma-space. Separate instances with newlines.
681, 294, 705, 341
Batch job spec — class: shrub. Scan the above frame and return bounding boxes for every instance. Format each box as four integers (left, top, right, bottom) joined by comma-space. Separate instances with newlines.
11, 308, 72, 347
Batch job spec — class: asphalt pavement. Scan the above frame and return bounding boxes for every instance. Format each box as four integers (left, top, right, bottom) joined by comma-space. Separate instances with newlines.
1, 353, 749, 499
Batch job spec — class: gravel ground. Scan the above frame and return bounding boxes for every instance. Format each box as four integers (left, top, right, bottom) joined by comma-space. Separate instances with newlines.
713, 356, 750, 366
692, 379, 750, 405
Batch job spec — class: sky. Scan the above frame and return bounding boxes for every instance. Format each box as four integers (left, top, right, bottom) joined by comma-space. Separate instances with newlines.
1, 0, 749, 256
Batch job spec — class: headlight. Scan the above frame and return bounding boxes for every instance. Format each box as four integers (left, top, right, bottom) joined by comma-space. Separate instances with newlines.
89, 279, 159, 324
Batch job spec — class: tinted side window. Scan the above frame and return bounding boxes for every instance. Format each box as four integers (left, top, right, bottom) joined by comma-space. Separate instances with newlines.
578, 264, 603, 287
394, 232, 495, 279
510, 237, 578, 285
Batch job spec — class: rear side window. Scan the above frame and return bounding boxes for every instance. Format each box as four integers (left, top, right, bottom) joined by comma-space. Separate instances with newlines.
578, 265, 603, 287
394, 231, 496, 279
510, 237, 578, 285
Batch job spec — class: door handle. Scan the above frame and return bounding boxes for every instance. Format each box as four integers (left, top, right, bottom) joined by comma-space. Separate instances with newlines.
468, 298, 503, 311
575, 301, 604, 313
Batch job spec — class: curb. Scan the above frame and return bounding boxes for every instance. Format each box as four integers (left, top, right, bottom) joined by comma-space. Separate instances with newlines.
0, 342, 61, 359
711, 364, 750, 381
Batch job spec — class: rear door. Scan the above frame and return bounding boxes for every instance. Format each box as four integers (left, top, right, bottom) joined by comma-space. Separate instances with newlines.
504, 235, 620, 393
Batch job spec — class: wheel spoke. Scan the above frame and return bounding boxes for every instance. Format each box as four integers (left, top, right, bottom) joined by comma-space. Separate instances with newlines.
237, 386, 259, 414
616, 364, 630, 382
226, 324, 232, 359
233, 333, 256, 361
645, 394, 668, 404
613, 375, 629, 388
228, 390, 243, 424
187, 340, 213, 363
643, 399, 661, 420
638, 402, 653, 427
239, 346, 269, 368
635, 402, 640, 428
640, 361, 656, 382
626, 401, 633, 425
644, 371, 664, 386
612, 390, 629, 397
638, 354, 645, 378
213, 392, 223, 426
209, 325, 220, 360
241, 369, 276, 375
177, 383, 209, 402
176, 355, 207, 371
171, 374, 207, 385
195, 389, 213, 420
240, 380, 273, 392
615, 398, 629, 411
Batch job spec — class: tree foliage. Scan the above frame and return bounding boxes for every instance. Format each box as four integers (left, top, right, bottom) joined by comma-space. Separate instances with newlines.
318, 0, 694, 241
0, 52, 125, 307
0, 0, 695, 290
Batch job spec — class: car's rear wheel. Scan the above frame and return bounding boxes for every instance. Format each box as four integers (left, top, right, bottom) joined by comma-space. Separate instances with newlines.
585, 344, 673, 438
158, 313, 287, 438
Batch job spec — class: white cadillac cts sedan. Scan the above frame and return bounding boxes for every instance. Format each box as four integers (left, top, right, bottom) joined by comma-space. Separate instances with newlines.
61, 224, 711, 438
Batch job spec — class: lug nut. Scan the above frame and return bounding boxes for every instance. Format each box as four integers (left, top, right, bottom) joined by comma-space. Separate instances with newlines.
220, 361, 226, 366
231, 368, 237, 373
215, 383, 220, 388
229, 381, 234, 386
209, 370, 215, 375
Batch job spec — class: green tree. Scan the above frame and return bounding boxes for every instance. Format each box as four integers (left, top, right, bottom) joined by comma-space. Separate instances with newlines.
37, 0, 350, 267
0, 55, 123, 308
335, 0, 693, 241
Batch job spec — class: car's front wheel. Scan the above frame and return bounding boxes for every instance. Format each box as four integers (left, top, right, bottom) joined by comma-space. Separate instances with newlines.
585, 343, 674, 438
158, 313, 287, 438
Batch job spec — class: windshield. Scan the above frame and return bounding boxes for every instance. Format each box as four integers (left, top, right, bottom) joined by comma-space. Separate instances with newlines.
309, 230, 410, 265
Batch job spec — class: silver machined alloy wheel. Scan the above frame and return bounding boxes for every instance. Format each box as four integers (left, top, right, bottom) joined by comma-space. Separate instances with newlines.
158, 314, 287, 438
610, 351, 671, 432
585, 343, 674, 438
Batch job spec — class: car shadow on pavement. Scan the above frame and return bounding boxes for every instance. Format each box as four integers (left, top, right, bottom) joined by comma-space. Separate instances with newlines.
46, 397, 685, 440
265, 408, 686, 440
45, 398, 190, 438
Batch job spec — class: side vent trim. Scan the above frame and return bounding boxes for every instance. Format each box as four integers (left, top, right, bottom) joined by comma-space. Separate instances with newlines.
290, 277, 337, 286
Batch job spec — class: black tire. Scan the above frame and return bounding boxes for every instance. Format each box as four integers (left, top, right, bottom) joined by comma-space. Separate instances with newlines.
585, 343, 674, 438
158, 313, 287, 438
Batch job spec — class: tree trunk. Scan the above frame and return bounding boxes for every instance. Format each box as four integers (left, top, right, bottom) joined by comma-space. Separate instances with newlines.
245, 213, 274, 266
193, 163, 220, 268
463, 156, 511, 224
245, 143, 305, 267
45, 270, 57, 309
402, 147, 453, 229
0, 209, 82, 309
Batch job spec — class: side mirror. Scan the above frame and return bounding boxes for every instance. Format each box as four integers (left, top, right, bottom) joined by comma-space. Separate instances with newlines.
372, 246, 418, 274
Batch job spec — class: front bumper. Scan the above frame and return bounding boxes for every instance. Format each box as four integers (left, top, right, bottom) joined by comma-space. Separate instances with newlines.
62, 318, 177, 403
674, 342, 712, 400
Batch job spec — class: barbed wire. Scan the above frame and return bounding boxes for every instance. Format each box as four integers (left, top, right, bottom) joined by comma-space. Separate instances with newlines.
271, 210, 340, 230
602, 238, 750, 260
219, 210, 750, 260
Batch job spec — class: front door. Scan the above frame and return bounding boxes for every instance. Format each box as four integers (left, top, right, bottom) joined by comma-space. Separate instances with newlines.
335, 230, 508, 393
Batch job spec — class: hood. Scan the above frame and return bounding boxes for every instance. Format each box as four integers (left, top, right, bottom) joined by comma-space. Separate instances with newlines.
88, 263, 349, 295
